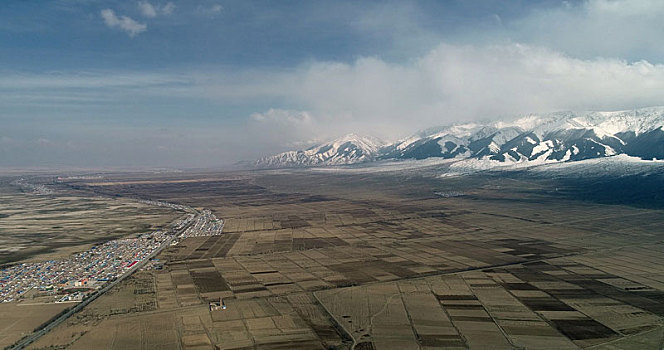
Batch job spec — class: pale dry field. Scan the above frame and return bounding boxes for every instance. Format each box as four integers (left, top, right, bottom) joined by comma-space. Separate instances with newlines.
0, 302, 71, 349
0, 176, 181, 348
0, 178, 181, 265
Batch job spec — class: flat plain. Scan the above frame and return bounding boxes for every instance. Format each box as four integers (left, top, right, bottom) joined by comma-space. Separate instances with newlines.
0, 175, 181, 349
0, 177, 180, 266
19, 165, 664, 349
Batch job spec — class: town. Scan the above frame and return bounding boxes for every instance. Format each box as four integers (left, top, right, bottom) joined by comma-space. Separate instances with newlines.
0, 206, 223, 304
179, 209, 224, 238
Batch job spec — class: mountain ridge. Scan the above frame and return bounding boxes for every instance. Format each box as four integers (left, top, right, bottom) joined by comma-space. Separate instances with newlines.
253, 107, 664, 169
254, 134, 385, 168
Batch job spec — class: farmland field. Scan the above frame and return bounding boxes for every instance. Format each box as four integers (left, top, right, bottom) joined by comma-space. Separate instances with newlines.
0, 302, 71, 349
0, 174, 182, 348
17, 166, 664, 349
0, 176, 181, 266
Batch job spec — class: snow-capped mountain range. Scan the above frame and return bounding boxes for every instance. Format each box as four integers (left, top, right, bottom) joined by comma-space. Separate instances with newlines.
253, 107, 664, 169
254, 134, 383, 168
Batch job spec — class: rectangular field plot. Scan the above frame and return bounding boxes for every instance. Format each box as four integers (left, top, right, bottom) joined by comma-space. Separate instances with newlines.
159, 234, 585, 302
315, 263, 664, 350
37, 170, 664, 349
208, 297, 325, 350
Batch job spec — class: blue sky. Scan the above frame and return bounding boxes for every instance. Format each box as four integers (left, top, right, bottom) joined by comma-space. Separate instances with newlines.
2, 0, 664, 167
1, 1, 561, 69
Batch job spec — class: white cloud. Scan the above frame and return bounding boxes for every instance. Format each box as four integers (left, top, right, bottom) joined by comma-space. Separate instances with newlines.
138, 1, 175, 18
101, 9, 146, 37
586, 0, 664, 16
138, 2, 157, 17
233, 43, 664, 141
0, 71, 189, 109
7, 42, 664, 156
197, 4, 223, 17
210, 4, 223, 14
0, 71, 187, 90
248, 109, 318, 148
162, 2, 176, 15
209, 4, 223, 14
250, 108, 312, 124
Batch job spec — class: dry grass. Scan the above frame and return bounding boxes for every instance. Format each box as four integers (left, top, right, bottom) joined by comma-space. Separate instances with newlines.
0, 181, 180, 265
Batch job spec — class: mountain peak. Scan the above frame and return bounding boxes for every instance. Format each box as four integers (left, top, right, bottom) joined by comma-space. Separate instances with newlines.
254, 133, 383, 169
253, 107, 664, 169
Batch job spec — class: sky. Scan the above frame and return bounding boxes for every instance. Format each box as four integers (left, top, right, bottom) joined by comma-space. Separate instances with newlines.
2, 0, 664, 168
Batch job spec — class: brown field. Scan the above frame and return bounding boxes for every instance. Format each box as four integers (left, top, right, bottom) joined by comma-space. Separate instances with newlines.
0, 176, 182, 348
0, 302, 72, 349
0, 178, 181, 265
315, 246, 664, 349
21, 167, 664, 349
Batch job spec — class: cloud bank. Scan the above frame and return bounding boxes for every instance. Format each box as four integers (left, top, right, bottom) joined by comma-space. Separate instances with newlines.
5, 43, 664, 166
238, 43, 664, 145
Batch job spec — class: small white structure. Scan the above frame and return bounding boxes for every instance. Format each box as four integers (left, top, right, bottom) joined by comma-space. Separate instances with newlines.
209, 297, 226, 311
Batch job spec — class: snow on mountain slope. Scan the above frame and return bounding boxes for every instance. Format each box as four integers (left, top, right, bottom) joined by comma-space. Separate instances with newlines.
538, 108, 664, 137
388, 106, 664, 165
253, 107, 664, 169
254, 134, 384, 168
526, 154, 664, 177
